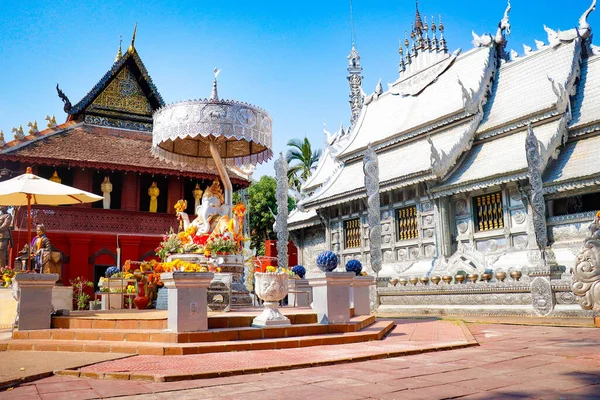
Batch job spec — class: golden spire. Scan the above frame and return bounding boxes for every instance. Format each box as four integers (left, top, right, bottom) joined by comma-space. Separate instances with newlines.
115, 35, 122, 62
128, 23, 137, 53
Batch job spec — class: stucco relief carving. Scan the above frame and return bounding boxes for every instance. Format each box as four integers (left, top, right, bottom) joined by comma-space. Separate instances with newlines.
514, 235, 528, 250
531, 277, 555, 316
572, 214, 600, 311
422, 202, 433, 212
487, 239, 499, 252
512, 210, 527, 225
425, 245, 436, 258
398, 249, 407, 261
457, 220, 469, 234
379, 293, 531, 306
455, 200, 468, 215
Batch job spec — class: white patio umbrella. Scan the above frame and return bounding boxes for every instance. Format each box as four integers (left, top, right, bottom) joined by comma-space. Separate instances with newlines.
0, 167, 103, 270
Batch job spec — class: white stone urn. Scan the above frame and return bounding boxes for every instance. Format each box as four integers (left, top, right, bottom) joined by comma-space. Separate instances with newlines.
252, 272, 290, 327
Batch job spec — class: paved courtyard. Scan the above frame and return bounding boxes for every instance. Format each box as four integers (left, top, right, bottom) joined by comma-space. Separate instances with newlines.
1, 321, 599, 399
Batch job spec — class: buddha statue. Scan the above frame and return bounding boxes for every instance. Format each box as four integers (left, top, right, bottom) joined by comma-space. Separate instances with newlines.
101, 176, 113, 209
148, 181, 160, 213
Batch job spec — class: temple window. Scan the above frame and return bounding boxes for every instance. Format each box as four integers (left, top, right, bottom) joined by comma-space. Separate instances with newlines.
473, 192, 504, 232
551, 192, 600, 216
344, 218, 361, 248
396, 206, 417, 240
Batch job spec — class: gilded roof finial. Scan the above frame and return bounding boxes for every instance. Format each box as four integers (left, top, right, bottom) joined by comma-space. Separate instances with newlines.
27, 121, 39, 135
210, 68, 221, 101
128, 23, 137, 53
431, 15, 436, 32
115, 35, 123, 62
439, 14, 444, 32
45, 115, 57, 128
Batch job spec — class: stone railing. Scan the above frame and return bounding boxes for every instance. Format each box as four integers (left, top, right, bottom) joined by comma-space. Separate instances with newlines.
14, 206, 177, 235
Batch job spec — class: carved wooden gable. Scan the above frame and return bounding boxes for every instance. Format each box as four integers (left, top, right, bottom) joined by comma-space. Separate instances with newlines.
90, 67, 152, 116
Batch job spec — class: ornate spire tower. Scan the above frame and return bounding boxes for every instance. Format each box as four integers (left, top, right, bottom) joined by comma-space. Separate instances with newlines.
347, 44, 363, 125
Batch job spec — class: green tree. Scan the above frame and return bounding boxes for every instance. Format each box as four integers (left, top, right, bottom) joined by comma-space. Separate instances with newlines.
286, 137, 321, 192
246, 175, 296, 255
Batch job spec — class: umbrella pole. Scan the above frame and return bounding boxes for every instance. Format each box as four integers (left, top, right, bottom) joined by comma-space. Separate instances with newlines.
209, 141, 233, 218
27, 194, 31, 272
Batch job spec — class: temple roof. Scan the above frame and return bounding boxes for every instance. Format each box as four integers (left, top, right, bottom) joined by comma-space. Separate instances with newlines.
288, 209, 320, 230
0, 123, 248, 184
543, 133, 600, 195
569, 54, 600, 133
301, 145, 340, 193
476, 39, 580, 136
338, 46, 494, 159
433, 119, 563, 197
302, 119, 478, 208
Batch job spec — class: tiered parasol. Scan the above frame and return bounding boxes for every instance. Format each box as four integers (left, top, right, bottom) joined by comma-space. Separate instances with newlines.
0, 167, 103, 269
152, 69, 273, 214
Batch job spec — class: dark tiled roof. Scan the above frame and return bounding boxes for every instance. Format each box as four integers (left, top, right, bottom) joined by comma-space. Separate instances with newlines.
68, 48, 165, 115
0, 123, 248, 184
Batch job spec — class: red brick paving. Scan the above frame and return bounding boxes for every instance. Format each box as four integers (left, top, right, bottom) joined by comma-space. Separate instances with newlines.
1, 321, 599, 399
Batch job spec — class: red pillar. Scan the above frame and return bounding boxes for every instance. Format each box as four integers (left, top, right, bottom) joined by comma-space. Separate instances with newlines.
72, 168, 93, 208
67, 234, 92, 283
119, 236, 142, 264
121, 172, 138, 211
167, 177, 182, 215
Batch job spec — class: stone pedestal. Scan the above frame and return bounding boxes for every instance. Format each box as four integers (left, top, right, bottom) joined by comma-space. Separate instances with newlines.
168, 253, 252, 307
352, 276, 374, 316
288, 279, 312, 307
52, 286, 73, 311
308, 272, 354, 324
14, 274, 58, 330
161, 272, 213, 332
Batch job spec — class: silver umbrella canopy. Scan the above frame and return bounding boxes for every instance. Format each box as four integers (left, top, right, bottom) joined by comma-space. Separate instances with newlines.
0, 167, 103, 269
151, 69, 273, 214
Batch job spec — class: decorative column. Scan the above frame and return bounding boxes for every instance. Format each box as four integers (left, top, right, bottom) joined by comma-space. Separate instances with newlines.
363, 144, 382, 276
275, 153, 289, 270
161, 272, 213, 332
352, 275, 375, 315
308, 272, 354, 324
525, 124, 554, 317
14, 274, 58, 330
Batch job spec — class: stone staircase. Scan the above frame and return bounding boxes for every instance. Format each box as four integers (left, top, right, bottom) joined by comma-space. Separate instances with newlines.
3, 310, 394, 356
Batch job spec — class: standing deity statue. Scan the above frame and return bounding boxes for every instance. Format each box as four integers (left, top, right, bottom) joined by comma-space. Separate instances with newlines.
192, 183, 203, 214
148, 181, 160, 213
101, 176, 113, 210
32, 224, 52, 273
49, 171, 61, 184
0, 207, 12, 269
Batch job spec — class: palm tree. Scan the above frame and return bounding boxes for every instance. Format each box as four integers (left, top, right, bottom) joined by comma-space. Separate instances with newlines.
286, 137, 322, 192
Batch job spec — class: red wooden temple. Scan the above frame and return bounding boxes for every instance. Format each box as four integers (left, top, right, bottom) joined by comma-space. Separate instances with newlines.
0, 35, 250, 285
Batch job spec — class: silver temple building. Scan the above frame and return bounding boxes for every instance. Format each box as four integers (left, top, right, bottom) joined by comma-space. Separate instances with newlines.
288, 1, 600, 319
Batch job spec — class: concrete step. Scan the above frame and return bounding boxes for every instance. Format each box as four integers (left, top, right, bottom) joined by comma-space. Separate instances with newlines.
2, 319, 395, 356
51, 309, 319, 330
14, 315, 376, 343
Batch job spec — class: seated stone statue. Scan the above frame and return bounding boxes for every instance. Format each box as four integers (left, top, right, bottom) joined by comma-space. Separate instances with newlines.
16, 224, 62, 278
177, 180, 229, 234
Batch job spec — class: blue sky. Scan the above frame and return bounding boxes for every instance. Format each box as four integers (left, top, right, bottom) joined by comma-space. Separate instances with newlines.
0, 0, 597, 179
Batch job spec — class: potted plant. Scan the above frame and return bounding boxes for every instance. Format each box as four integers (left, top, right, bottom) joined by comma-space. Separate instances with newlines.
88, 299, 101, 310
70, 277, 94, 311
